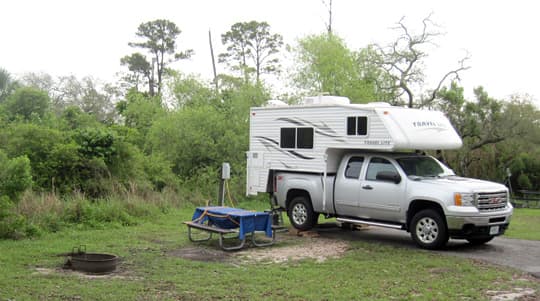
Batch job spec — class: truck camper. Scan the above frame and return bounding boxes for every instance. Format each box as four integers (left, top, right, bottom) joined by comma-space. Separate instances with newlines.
247, 96, 512, 249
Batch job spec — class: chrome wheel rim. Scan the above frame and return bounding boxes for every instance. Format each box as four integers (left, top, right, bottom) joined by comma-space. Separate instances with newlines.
292, 203, 308, 226
416, 217, 439, 244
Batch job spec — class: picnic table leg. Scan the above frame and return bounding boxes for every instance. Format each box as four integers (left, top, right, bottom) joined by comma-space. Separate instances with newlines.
251, 228, 278, 247
218, 234, 246, 251
187, 225, 213, 242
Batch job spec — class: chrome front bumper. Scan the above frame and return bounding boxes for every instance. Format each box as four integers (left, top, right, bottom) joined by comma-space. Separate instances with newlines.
446, 213, 512, 230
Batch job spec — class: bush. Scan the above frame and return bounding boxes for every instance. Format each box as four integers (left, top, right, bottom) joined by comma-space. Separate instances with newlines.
0, 196, 29, 239
0, 151, 32, 202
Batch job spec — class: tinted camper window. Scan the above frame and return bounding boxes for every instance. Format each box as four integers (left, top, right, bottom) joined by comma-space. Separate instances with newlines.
347, 117, 356, 135
357, 116, 368, 135
280, 127, 314, 149
297, 128, 314, 149
347, 116, 368, 136
280, 128, 295, 148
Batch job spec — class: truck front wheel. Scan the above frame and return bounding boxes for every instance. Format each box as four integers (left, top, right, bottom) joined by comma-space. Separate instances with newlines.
288, 196, 316, 231
410, 209, 449, 250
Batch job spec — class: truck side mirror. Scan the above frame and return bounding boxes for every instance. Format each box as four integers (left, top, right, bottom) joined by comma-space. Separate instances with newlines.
376, 171, 401, 184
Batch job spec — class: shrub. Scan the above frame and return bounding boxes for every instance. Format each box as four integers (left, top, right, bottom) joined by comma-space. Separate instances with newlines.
0, 196, 28, 239
0, 151, 32, 202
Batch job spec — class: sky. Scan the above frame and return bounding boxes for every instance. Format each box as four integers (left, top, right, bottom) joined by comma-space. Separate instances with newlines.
1, 0, 539, 105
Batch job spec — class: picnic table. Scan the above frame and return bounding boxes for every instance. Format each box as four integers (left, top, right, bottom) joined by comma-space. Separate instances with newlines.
184, 206, 276, 251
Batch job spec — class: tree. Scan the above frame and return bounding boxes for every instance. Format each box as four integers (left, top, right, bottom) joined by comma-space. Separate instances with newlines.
117, 90, 165, 139
219, 21, 283, 83
293, 33, 385, 102
437, 83, 540, 179
375, 14, 470, 108
51, 76, 117, 122
0, 68, 17, 103
120, 53, 151, 92
20, 72, 55, 93
125, 19, 193, 96
170, 72, 218, 108
3, 87, 50, 121
322, 0, 333, 35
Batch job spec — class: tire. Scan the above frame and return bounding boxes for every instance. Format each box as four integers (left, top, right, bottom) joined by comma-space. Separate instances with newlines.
466, 236, 494, 245
410, 209, 449, 250
287, 196, 316, 231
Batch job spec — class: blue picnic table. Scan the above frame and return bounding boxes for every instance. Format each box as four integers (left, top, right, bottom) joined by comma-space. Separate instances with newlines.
184, 206, 275, 251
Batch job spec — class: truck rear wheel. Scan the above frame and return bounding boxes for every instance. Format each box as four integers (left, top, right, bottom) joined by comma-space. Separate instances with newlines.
410, 209, 449, 250
288, 196, 316, 231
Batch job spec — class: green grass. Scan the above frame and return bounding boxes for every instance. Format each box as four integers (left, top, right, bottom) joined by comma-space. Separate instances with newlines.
0, 205, 538, 300
505, 208, 540, 240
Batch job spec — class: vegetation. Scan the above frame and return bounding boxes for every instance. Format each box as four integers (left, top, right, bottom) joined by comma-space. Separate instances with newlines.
0, 13, 538, 242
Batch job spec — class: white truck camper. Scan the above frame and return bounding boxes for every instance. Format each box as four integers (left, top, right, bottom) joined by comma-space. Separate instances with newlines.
246, 96, 513, 249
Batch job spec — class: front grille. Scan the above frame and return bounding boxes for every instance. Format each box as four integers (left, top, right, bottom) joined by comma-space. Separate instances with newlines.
477, 191, 508, 211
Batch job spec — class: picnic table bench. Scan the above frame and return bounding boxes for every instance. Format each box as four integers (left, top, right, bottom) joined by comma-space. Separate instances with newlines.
184, 206, 280, 251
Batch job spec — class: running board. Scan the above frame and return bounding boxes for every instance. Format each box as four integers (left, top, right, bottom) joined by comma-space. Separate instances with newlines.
336, 217, 404, 230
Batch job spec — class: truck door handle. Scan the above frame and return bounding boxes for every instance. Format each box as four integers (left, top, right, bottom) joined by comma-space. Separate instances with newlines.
362, 185, 373, 190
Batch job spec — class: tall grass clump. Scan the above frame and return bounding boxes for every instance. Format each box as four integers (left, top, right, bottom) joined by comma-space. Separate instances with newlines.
1, 182, 219, 240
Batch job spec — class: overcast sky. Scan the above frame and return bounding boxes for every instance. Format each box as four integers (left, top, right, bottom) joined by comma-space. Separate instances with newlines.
1, 0, 539, 105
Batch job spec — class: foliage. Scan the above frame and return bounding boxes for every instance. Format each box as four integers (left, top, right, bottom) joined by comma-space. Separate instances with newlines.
116, 90, 166, 143
292, 33, 383, 103
219, 20, 283, 83
0, 196, 28, 239
147, 105, 228, 178
3, 87, 50, 121
437, 83, 540, 188
0, 151, 32, 202
125, 19, 193, 96
170, 72, 218, 108
120, 52, 151, 91
0, 67, 17, 102
20, 73, 118, 121
1, 123, 66, 189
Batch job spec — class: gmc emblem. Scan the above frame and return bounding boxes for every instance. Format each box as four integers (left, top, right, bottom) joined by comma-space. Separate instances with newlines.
488, 197, 503, 204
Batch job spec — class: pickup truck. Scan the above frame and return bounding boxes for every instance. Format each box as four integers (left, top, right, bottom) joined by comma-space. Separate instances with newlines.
274, 152, 513, 249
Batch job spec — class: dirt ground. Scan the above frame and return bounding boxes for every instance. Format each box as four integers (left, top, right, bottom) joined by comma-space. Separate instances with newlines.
168, 228, 350, 264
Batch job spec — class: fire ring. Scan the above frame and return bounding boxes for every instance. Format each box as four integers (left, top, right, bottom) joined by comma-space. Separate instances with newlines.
64, 246, 118, 274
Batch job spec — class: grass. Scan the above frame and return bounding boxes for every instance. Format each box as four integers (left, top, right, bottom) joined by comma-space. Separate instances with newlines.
505, 208, 540, 240
0, 204, 539, 300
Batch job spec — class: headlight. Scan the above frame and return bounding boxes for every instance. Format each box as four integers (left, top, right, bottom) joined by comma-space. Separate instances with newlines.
454, 192, 475, 206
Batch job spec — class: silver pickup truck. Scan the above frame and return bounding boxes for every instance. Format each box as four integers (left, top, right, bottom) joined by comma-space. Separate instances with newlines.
274, 152, 513, 249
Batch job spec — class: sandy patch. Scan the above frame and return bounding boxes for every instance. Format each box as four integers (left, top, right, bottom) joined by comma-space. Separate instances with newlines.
235, 237, 349, 263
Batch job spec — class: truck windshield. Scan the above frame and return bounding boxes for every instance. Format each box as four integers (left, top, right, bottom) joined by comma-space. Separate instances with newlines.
396, 156, 446, 177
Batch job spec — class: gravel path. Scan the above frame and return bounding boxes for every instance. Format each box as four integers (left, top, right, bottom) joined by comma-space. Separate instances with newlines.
316, 225, 540, 277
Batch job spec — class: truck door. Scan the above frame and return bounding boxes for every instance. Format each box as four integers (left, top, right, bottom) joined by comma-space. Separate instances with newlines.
334, 156, 365, 217
358, 156, 405, 221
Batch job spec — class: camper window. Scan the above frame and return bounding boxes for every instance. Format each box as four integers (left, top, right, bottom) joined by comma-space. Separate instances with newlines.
297, 128, 314, 148
280, 127, 314, 149
280, 128, 295, 148
347, 116, 368, 136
